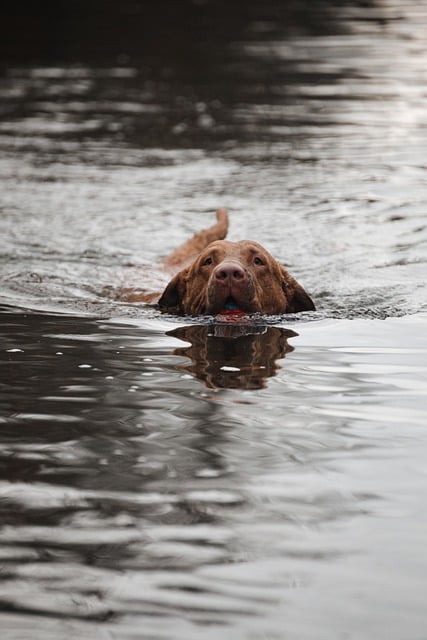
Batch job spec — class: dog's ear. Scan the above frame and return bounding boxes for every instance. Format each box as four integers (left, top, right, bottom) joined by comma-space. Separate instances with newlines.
158, 270, 188, 313
286, 284, 316, 313
281, 267, 315, 313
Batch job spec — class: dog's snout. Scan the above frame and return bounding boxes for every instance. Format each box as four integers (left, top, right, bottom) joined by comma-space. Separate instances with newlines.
214, 262, 246, 282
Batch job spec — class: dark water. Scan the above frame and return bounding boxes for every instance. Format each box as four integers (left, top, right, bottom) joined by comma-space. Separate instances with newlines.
1, 1, 427, 638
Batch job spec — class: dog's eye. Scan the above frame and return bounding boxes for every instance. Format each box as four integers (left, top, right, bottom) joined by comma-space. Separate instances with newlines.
254, 256, 264, 266
203, 257, 213, 266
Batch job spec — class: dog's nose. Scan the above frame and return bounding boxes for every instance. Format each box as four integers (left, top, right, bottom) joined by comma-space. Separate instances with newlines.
214, 262, 246, 282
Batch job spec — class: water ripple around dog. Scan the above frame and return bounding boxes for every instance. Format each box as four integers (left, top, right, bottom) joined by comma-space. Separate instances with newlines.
1, 2, 427, 639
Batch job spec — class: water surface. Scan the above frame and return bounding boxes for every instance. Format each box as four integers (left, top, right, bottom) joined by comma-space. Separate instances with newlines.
1, 1, 427, 638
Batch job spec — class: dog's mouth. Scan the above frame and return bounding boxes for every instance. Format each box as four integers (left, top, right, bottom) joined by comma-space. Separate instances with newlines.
222, 296, 241, 311
217, 296, 248, 317
207, 274, 257, 315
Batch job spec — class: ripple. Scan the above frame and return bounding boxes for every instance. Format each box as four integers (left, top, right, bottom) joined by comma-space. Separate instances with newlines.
1, 2, 427, 638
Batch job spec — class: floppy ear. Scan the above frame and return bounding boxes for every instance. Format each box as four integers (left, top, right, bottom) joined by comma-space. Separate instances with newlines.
281, 268, 315, 313
158, 270, 188, 313
286, 284, 316, 313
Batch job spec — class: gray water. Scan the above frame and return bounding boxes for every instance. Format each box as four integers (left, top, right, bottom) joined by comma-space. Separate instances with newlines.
1, 1, 427, 638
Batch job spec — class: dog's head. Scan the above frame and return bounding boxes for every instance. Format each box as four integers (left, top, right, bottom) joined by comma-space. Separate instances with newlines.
158, 240, 315, 315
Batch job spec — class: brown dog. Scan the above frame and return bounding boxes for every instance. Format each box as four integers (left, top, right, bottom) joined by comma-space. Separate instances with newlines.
118, 209, 315, 315
158, 209, 315, 315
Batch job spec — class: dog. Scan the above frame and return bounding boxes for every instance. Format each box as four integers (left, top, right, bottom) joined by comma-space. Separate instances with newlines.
119, 209, 315, 315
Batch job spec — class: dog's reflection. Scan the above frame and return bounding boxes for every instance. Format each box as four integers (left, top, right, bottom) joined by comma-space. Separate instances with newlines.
168, 324, 298, 390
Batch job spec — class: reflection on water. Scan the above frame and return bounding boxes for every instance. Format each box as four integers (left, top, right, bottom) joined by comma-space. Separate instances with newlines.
169, 324, 297, 389
1, 0, 427, 638
1, 307, 427, 639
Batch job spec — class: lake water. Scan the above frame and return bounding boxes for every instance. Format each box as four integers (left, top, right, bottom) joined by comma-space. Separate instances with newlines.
1, 1, 427, 638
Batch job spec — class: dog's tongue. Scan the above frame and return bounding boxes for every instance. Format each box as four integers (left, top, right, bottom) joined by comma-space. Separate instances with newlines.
216, 298, 247, 320
217, 301, 246, 319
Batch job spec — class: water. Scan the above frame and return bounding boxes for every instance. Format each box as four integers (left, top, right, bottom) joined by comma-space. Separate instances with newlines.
1, 1, 427, 638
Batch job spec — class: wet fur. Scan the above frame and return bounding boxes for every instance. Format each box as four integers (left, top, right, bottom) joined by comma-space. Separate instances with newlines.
120, 209, 315, 315
159, 209, 315, 315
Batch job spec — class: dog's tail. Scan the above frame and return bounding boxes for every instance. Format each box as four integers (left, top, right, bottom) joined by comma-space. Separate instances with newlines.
163, 208, 229, 268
